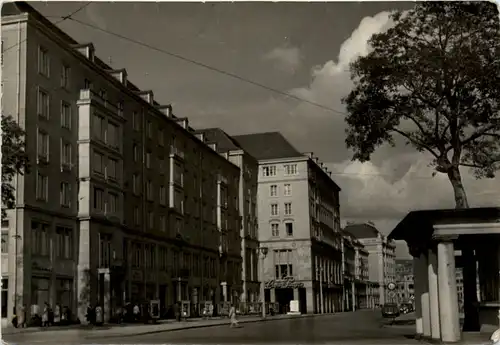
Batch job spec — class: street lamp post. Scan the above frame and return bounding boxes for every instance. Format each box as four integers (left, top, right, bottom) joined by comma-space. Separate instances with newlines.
259, 246, 268, 319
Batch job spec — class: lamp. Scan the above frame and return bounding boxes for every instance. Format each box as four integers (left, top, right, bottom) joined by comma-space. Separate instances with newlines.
259, 246, 268, 318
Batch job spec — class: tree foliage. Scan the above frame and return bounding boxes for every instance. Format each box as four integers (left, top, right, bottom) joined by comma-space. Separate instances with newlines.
342, 2, 500, 208
2, 115, 30, 219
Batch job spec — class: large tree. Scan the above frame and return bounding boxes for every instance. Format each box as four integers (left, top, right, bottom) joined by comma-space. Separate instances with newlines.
2, 115, 29, 219
342, 2, 499, 332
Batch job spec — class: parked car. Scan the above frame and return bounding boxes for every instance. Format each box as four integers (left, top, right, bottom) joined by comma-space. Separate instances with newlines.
400, 303, 413, 314
382, 303, 400, 318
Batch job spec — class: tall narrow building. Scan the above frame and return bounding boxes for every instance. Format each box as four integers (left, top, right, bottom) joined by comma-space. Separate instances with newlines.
196, 128, 260, 304
233, 132, 343, 314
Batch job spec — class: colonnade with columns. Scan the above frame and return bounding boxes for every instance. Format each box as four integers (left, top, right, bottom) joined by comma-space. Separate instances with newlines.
411, 236, 461, 343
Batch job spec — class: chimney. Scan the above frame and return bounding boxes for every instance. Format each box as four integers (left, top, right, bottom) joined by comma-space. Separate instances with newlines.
157, 104, 173, 117
136, 90, 154, 104
182, 118, 189, 129
196, 133, 205, 142
72, 43, 95, 61
108, 69, 128, 86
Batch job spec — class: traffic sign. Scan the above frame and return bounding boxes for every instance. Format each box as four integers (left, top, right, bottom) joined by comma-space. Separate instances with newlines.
387, 282, 396, 291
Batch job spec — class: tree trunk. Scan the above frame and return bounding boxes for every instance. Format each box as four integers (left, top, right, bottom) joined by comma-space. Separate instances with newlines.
447, 166, 480, 332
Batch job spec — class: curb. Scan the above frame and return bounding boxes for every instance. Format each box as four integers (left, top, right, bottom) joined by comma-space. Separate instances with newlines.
85, 314, 324, 339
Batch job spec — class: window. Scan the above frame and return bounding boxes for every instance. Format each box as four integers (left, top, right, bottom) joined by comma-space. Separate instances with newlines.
159, 215, 166, 232
284, 184, 292, 196
1, 232, 8, 253
60, 140, 72, 169
271, 223, 279, 237
61, 65, 70, 88
148, 211, 154, 229
274, 249, 293, 279
146, 180, 153, 200
94, 188, 104, 211
61, 102, 71, 129
31, 221, 49, 256
93, 152, 104, 174
262, 165, 276, 177
107, 122, 119, 148
60, 182, 71, 207
158, 129, 164, 146
107, 158, 117, 180
133, 144, 140, 162
37, 89, 50, 118
284, 202, 292, 215
107, 192, 118, 213
99, 234, 112, 268
132, 111, 140, 131
159, 158, 165, 175
55, 226, 72, 259
99, 89, 107, 99
270, 204, 278, 216
146, 151, 151, 168
147, 121, 153, 138
38, 46, 50, 76
159, 186, 166, 205
37, 129, 49, 162
132, 174, 140, 195
133, 207, 140, 225
84, 78, 93, 90
284, 164, 298, 176
92, 113, 105, 140
36, 173, 48, 201
285, 222, 294, 236
270, 185, 277, 197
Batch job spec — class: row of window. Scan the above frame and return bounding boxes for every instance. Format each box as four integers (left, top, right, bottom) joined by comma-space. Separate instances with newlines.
270, 202, 293, 216
37, 131, 72, 167
38, 45, 71, 90
37, 89, 72, 129
270, 222, 294, 237
262, 164, 298, 177
269, 183, 292, 197
31, 221, 73, 259
36, 172, 72, 207
93, 187, 119, 214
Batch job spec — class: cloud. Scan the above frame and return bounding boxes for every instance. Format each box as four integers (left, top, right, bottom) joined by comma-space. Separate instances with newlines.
264, 45, 302, 73
189, 10, 500, 248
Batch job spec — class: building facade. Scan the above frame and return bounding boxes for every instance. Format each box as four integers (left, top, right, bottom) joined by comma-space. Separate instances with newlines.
1, 3, 244, 323
196, 128, 260, 303
233, 133, 343, 314
395, 259, 414, 303
344, 222, 396, 306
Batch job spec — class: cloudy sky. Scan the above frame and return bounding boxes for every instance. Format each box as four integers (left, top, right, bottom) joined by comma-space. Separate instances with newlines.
33, 2, 500, 256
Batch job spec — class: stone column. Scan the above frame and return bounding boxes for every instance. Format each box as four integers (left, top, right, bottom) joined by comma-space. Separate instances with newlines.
437, 239, 460, 343
413, 255, 424, 336
428, 248, 441, 340
98, 268, 111, 323
420, 253, 431, 338
351, 281, 356, 311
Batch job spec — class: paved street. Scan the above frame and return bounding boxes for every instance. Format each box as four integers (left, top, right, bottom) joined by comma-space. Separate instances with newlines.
2, 310, 420, 344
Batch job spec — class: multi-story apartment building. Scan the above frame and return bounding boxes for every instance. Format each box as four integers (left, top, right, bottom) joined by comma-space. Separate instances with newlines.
341, 230, 370, 310
1, 2, 243, 323
233, 132, 343, 314
344, 222, 396, 305
196, 128, 260, 303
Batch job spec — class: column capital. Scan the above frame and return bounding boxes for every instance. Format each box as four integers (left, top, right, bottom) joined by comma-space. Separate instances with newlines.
432, 234, 459, 242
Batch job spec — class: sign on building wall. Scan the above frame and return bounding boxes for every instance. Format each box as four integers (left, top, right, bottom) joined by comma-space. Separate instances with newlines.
264, 277, 305, 289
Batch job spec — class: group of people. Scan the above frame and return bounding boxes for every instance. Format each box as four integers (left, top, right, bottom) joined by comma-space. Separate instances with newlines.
12, 302, 71, 328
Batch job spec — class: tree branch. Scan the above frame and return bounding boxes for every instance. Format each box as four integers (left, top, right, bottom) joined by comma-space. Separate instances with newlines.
460, 124, 498, 146
392, 128, 440, 158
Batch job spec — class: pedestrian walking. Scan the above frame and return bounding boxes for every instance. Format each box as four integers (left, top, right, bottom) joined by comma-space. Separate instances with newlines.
17, 304, 26, 328
42, 302, 49, 327
54, 303, 61, 326
229, 303, 239, 328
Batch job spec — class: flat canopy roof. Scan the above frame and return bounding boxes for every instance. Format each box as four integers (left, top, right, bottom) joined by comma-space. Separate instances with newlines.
388, 207, 500, 243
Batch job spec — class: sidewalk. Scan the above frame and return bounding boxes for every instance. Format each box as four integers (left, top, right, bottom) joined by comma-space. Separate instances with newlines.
2, 313, 324, 339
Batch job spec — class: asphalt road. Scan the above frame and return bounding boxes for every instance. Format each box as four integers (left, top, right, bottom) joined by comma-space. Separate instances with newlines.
3, 311, 419, 344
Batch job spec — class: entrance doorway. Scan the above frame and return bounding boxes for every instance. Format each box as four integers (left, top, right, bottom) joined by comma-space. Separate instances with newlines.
275, 288, 294, 314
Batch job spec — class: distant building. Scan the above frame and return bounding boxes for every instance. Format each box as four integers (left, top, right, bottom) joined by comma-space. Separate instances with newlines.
233, 133, 343, 314
395, 259, 414, 303
196, 128, 260, 303
344, 222, 396, 305
341, 230, 370, 310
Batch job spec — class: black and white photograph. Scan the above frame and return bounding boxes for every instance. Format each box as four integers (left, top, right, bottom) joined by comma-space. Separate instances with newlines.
1, 1, 499, 344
